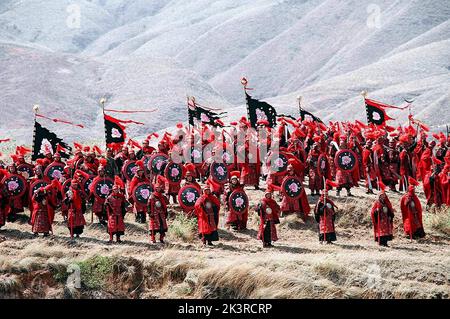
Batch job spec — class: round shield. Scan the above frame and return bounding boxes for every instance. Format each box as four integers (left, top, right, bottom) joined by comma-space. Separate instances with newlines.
17, 163, 35, 180
281, 176, 303, 199
317, 154, 328, 177
30, 180, 49, 197
178, 185, 201, 211
2, 174, 27, 199
81, 175, 95, 196
122, 160, 138, 181
165, 162, 183, 184
91, 177, 114, 200
267, 152, 289, 175
228, 189, 249, 214
210, 162, 228, 184
334, 149, 358, 172
63, 179, 72, 194
44, 162, 65, 181
132, 182, 153, 205
148, 153, 169, 175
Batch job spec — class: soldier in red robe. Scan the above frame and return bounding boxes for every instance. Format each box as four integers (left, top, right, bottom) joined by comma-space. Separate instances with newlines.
314, 180, 338, 244
336, 135, 358, 197
280, 162, 310, 218
195, 181, 220, 246
256, 188, 280, 248
370, 182, 395, 247
4, 163, 26, 222
105, 182, 127, 243
89, 160, 109, 225
362, 140, 377, 194
64, 180, 87, 239
128, 162, 150, 223
225, 171, 248, 230
148, 176, 169, 243
423, 158, 444, 208
306, 142, 322, 195
30, 186, 55, 237
400, 177, 425, 239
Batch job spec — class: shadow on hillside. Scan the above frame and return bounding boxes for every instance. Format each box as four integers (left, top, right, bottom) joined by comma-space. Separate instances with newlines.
271, 244, 312, 254
1, 228, 35, 240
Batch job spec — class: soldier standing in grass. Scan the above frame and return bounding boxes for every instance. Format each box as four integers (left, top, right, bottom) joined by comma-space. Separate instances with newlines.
195, 181, 220, 246
314, 180, 338, 244
30, 185, 55, 237
105, 178, 127, 243
370, 182, 395, 247
256, 187, 280, 248
148, 176, 169, 244
400, 177, 426, 239
64, 179, 87, 239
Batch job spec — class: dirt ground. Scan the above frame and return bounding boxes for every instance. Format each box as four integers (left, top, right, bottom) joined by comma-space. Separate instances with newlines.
0, 181, 449, 299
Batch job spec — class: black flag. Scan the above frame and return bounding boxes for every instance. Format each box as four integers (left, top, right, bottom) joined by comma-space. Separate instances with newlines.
365, 99, 394, 126
245, 92, 277, 128
32, 121, 71, 161
300, 108, 323, 124
104, 114, 127, 145
188, 104, 225, 127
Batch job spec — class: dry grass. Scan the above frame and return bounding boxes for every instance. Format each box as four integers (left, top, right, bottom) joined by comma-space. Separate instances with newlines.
0, 183, 449, 299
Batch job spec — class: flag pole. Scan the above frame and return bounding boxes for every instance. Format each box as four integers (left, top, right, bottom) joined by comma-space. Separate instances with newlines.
100, 97, 107, 152
32, 104, 40, 162
361, 90, 368, 125
297, 96, 303, 120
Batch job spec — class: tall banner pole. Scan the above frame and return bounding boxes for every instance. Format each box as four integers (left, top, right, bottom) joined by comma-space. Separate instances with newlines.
361, 90, 368, 125
32, 104, 40, 162
100, 97, 107, 151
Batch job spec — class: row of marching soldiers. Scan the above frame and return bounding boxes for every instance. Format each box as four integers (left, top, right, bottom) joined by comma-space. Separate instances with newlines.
0, 118, 449, 247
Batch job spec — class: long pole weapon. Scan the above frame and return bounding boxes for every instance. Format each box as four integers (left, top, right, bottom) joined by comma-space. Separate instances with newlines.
323, 177, 327, 243
100, 97, 107, 151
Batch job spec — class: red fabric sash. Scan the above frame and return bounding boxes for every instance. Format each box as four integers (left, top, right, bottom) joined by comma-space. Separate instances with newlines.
36, 114, 84, 128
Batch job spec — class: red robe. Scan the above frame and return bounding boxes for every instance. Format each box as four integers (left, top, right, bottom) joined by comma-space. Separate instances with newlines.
225, 184, 248, 229
423, 172, 444, 207
280, 175, 310, 217
307, 151, 322, 191
370, 198, 394, 242
362, 148, 377, 187
30, 193, 55, 234
89, 176, 107, 217
314, 196, 337, 242
400, 191, 425, 238
179, 180, 201, 216
148, 191, 169, 234
195, 193, 220, 238
439, 165, 449, 205
65, 188, 86, 235
129, 175, 151, 214
105, 193, 126, 235
257, 198, 280, 243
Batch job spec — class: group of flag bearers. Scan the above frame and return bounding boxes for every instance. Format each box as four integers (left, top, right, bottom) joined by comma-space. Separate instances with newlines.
0, 87, 449, 248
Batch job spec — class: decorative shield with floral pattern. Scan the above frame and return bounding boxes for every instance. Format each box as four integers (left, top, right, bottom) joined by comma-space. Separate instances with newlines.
164, 162, 183, 184
228, 189, 249, 214
334, 149, 357, 172
2, 174, 27, 198
281, 176, 303, 199
44, 162, 65, 181
210, 162, 228, 184
132, 182, 153, 205
122, 160, 138, 181
266, 152, 289, 175
91, 177, 114, 200
178, 185, 201, 211
148, 153, 169, 175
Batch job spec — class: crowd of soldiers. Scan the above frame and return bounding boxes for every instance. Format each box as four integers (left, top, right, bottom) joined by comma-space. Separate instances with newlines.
0, 117, 448, 248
